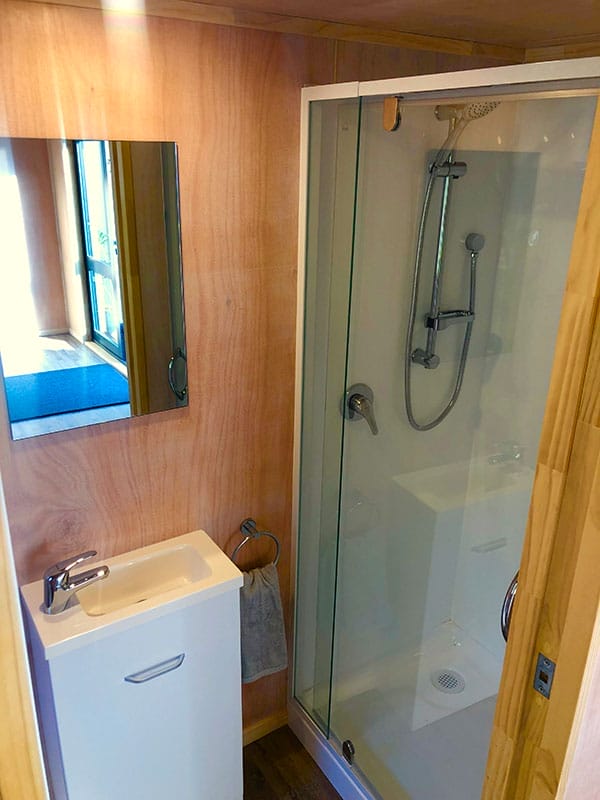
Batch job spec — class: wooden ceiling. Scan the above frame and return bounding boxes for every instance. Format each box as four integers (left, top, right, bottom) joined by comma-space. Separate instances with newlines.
191, 0, 600, 49
22, 0, 600, 62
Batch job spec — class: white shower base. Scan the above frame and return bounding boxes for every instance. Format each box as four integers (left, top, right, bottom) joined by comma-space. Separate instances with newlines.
331, 689, 496, 799
294, 620, 502, 799
408, 620, 501, 730
332, 619, 502, 730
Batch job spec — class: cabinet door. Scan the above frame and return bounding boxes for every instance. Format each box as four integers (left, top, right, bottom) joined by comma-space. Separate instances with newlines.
48, 591, 242, 800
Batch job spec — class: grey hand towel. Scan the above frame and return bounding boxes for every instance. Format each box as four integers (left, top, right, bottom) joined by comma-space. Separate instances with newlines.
240, 563, 288, 684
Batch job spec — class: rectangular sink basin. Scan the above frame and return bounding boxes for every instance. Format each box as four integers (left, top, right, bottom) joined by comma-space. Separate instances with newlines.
394, 458, 534, 512
20, 530, 243, 658
77, 544, 212, 616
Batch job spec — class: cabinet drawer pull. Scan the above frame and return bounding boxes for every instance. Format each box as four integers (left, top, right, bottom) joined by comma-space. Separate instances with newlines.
124, 653, 185, 684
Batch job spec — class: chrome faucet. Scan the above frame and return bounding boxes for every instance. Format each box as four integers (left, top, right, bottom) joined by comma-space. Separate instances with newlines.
488, 441, 525, 465
43, 551, 109, 615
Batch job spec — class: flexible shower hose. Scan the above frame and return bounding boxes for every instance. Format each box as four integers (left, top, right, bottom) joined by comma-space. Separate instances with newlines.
404, 167, 476, 431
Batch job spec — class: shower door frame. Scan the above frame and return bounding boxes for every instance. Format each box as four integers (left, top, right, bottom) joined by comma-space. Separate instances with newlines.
291, 56, 600, 800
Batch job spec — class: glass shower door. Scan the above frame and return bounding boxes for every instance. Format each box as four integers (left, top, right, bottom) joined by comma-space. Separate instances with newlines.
325, 93, 597, 800
294, 95, 361, 734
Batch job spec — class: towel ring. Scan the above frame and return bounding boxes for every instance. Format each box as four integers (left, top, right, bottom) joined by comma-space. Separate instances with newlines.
231, 518, 280, 567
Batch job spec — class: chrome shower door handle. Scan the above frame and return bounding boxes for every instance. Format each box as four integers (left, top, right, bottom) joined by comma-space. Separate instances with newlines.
344, 383, 379, 435
501, 571, 519, 642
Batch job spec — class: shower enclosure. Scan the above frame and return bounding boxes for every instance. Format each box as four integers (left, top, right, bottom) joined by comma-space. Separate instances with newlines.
292, 60, 600, 800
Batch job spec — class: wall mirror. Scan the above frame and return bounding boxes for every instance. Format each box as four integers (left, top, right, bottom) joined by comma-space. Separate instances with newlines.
0, 137, 188, 440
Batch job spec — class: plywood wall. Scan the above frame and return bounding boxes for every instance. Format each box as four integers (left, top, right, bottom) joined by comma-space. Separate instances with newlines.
6, 138, 67, 334
0, 477, 48, 800
0, 0, 512, 733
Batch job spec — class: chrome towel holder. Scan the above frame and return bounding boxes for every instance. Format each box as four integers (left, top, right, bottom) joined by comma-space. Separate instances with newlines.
231, 518, 281, 567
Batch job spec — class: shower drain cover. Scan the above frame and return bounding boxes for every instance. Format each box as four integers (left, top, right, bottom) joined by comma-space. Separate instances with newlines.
431, 668, 466, 694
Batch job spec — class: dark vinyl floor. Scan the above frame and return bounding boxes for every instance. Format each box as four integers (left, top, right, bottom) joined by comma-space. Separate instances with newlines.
243, 726, 342, 800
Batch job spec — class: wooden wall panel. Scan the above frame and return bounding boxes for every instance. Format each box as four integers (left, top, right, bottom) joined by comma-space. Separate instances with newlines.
526, 41, 600, 63
22, 0, 525, 61
7, 139, 67, 334
334, 40, 510, 82
0, 0, 517, 741
0, 477, 48, 800
0, 0, 334, 734
506, 272, 600, 796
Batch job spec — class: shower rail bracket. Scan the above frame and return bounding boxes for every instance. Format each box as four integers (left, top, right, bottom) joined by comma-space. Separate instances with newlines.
426, 310, 475, 331
411, 348, 440, 369
430, 161, 467, 179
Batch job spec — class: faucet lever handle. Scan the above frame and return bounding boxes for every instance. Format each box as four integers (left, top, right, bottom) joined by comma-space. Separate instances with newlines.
349, 394, 379, 435
343, 383, 379, 436
45, 550, 97, 579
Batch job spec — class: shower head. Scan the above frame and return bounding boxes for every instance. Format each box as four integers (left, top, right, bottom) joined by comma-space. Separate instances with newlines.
432, 101, 500, 168
435, 101, 500, 122
461, 101, 500, 120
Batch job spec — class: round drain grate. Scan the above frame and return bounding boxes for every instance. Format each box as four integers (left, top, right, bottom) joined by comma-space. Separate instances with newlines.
431, 668, 466, 694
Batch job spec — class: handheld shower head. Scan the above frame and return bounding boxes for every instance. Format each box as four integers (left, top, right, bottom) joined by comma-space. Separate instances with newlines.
432, 100, 500, 167
434, 104, 465, 122
461, 101, 500, 120
435, 101, 500, 122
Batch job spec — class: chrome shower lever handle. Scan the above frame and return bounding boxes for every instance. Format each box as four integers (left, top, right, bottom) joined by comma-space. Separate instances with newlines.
349, 394, 378, 435
343, 383, 379, 435
344, 382, 378, 437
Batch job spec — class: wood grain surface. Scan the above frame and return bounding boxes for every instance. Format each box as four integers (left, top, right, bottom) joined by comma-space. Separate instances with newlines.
560, 541, 600, 800
8, 139, 68, 335
21, 0, 600, 58
243, 725, 341, 800
22, 0, 524, 61
509, 329, 600, 797
526, 39, 600, 63
0, 0, 504, 741
0, 479, 48, 800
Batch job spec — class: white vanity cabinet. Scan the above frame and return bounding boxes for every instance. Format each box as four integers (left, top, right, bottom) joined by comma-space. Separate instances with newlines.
21, 531, 243, 800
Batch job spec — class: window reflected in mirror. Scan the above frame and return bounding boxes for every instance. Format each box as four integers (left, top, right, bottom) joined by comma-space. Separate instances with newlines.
0, 138, 188, 440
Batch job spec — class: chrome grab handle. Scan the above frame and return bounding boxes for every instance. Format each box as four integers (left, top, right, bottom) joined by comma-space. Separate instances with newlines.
501, 571, 519, 642
168, 347, 187, 401
344, 383, 379, 435
124, 653, 185, 684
